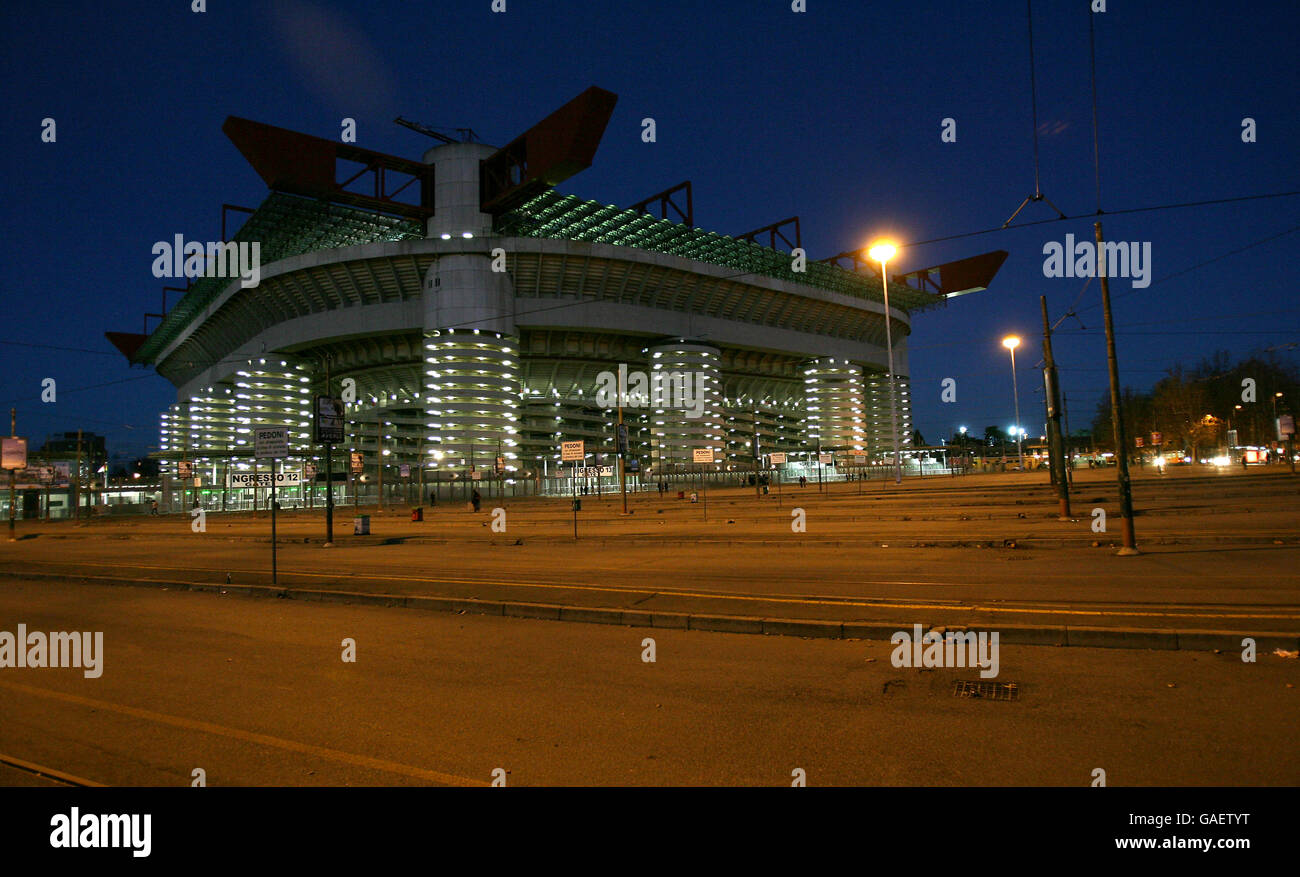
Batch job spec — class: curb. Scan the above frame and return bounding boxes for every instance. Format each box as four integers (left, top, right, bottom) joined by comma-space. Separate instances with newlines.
17, 533, 1300, 550
3, 569, 1298, 653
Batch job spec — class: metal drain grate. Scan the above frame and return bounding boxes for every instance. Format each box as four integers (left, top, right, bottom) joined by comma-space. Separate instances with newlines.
952, 680, 1019, 701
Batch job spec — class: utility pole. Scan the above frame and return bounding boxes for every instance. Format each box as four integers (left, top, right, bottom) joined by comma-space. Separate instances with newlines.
1040, 298, 1071, 517
1096, 221, 1138, 554
270, 456, 278, 584
1040, 296, 1071, 519
323, 357, 334, 546
617, 370, 629, 515
1061, 392, 1075, 486
74, 429, 83, 521
182, 426, 190, 514
9, 409, 17, 541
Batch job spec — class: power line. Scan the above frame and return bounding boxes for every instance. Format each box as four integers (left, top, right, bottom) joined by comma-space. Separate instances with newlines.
1057, 329, 1298, 337
903, 190, 1300, 249
0, 340, 122, 356
0, 373, 158, 407
1077, 224, 1300, 312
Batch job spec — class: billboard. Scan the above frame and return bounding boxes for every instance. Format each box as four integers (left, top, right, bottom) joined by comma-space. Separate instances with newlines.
314, 395, 345, 444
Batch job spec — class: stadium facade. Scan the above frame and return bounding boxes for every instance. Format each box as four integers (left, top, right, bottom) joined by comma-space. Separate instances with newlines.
110, 88, 1004, 506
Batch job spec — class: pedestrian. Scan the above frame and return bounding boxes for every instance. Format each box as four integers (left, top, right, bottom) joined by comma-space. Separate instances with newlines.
471, 488, 481, 512
429, 489, 436, 507
149, 499, 158, 516
1241, 455, 1249, 471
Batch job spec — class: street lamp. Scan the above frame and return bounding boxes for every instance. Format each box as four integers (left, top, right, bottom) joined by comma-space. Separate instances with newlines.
1002, 335, 1025, 470
869, 240, 902, 484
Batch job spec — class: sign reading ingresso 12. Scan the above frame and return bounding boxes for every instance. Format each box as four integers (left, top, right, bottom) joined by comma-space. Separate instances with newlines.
227, 471, 301, 488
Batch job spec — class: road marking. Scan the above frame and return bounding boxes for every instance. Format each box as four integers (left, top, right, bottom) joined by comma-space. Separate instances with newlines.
0, 751, 105, 787
12, 560, 1300, 622
0, 679, 486, 787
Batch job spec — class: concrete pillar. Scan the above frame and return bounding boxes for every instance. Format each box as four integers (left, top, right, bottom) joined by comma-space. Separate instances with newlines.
420, 142, 520, 485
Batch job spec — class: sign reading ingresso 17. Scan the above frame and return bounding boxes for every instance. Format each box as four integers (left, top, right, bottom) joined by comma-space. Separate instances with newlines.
254, 426, 290, 459
314, 395, 345, 445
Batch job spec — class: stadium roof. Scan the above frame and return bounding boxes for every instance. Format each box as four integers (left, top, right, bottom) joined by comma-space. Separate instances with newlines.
130, 189, 941, 366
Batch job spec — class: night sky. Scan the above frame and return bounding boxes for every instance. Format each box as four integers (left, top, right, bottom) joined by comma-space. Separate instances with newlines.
2, 0, 1296, 464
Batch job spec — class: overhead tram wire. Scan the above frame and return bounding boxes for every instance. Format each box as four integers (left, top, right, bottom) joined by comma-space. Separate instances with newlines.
899, 190, 1300, 251
1088, 1, 1103, 215
0, 340, 126, 356
1000, 0, 1067, 229
0, 373, 158, 408
1075, 223, 1300, 312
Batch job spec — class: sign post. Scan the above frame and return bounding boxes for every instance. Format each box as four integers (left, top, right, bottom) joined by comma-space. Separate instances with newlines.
349, 451, 363, 508
303, 462, 316, 509
693, 448, 713, 520
3, 411, 25, 542
770, 452, 787, 506
315, 386, 345, 546
562, 440, 584, 539
1278, 414, 1296, 475
255, 426, 290, 584
617, 421, 629, 516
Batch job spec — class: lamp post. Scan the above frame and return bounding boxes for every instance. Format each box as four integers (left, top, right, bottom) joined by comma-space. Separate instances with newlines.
869, 241, 902, 484
1274, 392, 1284, 454
1002, 335, 1025, 471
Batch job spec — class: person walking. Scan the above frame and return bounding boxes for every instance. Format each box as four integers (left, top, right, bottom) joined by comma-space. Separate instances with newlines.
471, 488, 481, 512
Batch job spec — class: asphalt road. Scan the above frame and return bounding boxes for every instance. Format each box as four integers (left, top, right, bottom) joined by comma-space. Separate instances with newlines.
3, 470, 1296, 633
0, 580, 1296, 786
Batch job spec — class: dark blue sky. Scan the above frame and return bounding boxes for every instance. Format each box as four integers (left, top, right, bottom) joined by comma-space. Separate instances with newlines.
3, 0, 1296, 461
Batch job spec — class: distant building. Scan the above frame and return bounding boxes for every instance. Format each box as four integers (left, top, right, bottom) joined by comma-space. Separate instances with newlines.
39, 432, 107, 468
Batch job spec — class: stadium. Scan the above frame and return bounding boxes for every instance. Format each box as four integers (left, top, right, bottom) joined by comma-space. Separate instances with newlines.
108, 87, 1006, 508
